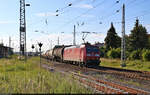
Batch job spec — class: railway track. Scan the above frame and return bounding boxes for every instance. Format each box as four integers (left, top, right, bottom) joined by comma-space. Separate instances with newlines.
42, 63, 150, 94
86, 66, 150, 81
72, 72, 149, 94
46, 59, 150, 81
91, 66, 150, 79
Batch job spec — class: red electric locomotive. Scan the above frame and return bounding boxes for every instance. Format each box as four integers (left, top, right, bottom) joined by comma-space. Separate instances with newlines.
63, 43, 100, 66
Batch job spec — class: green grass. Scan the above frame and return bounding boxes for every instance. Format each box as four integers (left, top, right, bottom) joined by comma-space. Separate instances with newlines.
0, 55, 92, 94
100, 58, 150, 71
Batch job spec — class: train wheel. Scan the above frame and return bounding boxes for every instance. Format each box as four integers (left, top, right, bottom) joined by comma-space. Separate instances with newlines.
81, 62, 83, 67
79, 62, 81, 67
96, 62, 100, 66
84, 62, 87, 67
73, 62, 76, 65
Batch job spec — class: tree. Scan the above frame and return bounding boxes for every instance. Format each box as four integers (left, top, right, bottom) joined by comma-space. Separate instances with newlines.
129, 19, 149, 51
125, 35, 130, 51
148, 34, 150, 49
104, 22, 121, 50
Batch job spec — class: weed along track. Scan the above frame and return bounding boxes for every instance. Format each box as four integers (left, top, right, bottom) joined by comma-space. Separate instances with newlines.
44, 59, 150, 81
72, 72, 149, 94
91, 66, 150, 80
87, 67, 150, 81
42, 59, 150, 94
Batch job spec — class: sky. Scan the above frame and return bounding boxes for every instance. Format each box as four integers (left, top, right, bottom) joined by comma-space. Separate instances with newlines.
0, 0, 150, 52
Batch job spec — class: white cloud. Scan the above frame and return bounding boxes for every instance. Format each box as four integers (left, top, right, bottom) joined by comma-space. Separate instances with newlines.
145, 24, 150, 28
27, 32, 105, 52
74, 4, 93, 9
0, 21, 15, 24
145, 24, 150, 27
6, 32, 105, 52
145, 24, 150, 33
81, 14, 95, 18
36, 12, 56, 17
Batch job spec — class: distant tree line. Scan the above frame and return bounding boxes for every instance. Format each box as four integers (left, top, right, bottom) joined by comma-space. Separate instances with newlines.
100, 19, 150, 61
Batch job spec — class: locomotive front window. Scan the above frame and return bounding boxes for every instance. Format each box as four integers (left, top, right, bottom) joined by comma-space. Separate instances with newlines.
86, 47, 99, 53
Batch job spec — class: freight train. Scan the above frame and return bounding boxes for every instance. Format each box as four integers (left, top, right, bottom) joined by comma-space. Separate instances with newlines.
42, 43, 101, 66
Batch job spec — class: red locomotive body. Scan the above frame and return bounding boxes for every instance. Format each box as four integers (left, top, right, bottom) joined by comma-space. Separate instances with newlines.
63, 44, 100, 66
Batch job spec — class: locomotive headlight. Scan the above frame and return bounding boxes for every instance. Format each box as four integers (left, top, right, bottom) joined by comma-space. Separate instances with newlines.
95, 54, 99, 57
87, 54, 91, 56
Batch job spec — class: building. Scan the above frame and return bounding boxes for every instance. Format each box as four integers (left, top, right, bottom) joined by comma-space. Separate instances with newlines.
0, 44, 13, 58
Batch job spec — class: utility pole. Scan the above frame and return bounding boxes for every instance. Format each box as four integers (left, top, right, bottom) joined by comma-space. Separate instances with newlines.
9, 37, 11, 48
9, 37, 11, 55
19, 0, 30, 60
51, 40, 52, 49
58, 37, 59, 45
73, 25, 76, 45
121, 4, 126, 67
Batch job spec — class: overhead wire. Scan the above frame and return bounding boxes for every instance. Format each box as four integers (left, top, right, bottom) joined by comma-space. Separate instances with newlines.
125, 0, 138, 7
97, 0, 122, 24
96, 0, 138, 25
126, 0, 146, 9
126, 11, 150, 22
55, 0, 97, 16
32, 0, 150, 42
55, 0, 106, 33
55, 0, 84, 15
83, 0, 122, 32
100, 0, 148, 25
113, 0, 150, 24
78, 0, 120, 25
30, 0, 85, 34
101, 0, 146, 24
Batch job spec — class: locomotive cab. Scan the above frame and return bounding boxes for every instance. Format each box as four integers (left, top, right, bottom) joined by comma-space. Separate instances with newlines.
85, 45, 101, 66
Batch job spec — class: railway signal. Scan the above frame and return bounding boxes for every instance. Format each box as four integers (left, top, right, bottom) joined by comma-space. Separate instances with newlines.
38, 42, 43, 68
31, 44, 35, 49
31, 44, 35, 56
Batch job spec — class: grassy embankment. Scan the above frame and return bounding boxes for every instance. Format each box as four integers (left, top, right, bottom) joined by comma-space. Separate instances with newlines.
0, 55, 92, 93
100, 58, 150, 71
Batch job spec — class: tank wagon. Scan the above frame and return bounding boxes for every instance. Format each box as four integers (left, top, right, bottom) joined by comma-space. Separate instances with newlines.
46, 49, 53, 60
52, 45, 65, 62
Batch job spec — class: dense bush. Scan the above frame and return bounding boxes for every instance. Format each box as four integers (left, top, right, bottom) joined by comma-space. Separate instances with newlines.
99, 47, 105, 57
129, 50, 141, 60
99, 46, 108, 58
126, 51, 130, 60
107, 48, 121, 59
142, 50, 150, 61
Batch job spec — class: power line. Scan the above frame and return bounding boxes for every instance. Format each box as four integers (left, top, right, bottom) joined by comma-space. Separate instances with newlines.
55, 0, 84, 14
100, 0, 150, 25
77, 0, 121, 27
56, 0, 106, 32
125, 0, 138, 7
125, 0, 147, 11
114, 10, 150, 24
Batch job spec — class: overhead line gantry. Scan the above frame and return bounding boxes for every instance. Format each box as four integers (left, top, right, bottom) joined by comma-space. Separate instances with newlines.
19, 0, 30, 59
